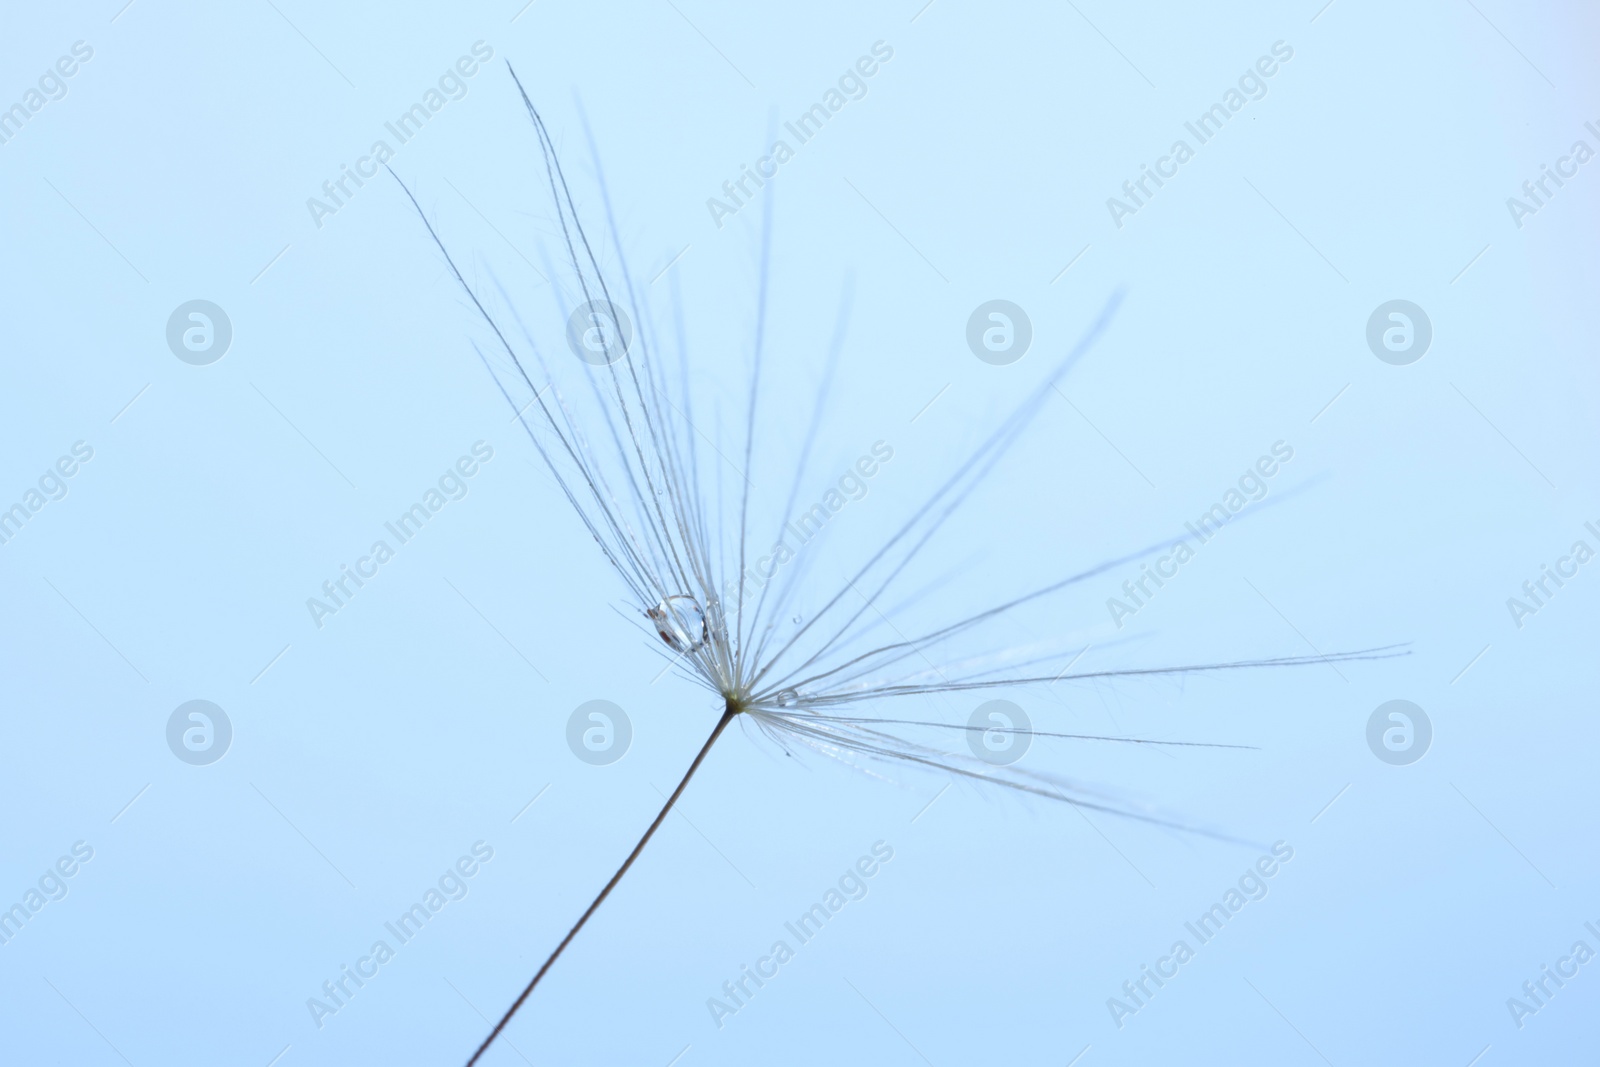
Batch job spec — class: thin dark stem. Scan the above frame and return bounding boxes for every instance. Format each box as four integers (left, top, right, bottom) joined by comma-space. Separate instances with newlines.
464, 707, 738, 1066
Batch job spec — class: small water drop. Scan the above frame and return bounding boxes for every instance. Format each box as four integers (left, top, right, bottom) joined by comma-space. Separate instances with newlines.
774, 688, 799, 707
648, 595, 707, 653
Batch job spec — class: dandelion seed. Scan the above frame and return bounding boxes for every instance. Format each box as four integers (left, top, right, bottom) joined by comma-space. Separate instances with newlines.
388, 64, 1409, 1066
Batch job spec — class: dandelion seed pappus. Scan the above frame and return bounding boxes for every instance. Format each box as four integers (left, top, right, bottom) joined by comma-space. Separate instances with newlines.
386, 63, 1407, 1065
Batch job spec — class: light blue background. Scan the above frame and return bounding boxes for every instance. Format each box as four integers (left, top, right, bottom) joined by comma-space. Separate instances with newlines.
2, 1, 1597, 1064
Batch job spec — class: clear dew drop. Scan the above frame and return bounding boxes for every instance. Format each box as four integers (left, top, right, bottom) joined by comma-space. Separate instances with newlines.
648, 595, 708, 654
774, 688, 799, 707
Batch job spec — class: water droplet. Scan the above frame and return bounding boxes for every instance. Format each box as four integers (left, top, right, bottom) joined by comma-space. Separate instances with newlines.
791, 613, 802, 625
647, 595, 707, 653
774, 688, 799, 707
